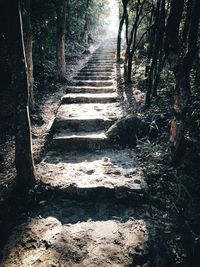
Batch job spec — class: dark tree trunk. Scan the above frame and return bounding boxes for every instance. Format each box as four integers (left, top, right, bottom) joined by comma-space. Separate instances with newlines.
56, 0, 66, 82
164, 0, 185, 159
22, 0, 34, 110
182, 0, 193, 46
126, 49, 134, 83
145, 0, 166, 106
125, 7, 129, 46
165, 0, 200, 161
116, 0, 129, 63
153, 53, 166, 96
124, 0, 145, 84
83, 0, 90, 44
2, 0, 36, 187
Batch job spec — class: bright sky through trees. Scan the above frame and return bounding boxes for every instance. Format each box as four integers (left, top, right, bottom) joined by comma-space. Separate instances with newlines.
107, 0, 119, 36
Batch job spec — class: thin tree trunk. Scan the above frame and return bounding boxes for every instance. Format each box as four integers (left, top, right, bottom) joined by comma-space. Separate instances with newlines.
56, 0, 66, 82
127, 50, 134, 83
9, 0, 36, 187
117, 0, 128, 63
125, 10, 129, 46
145, 0, 165, 106
83, 0, 90, 44
153, 53, 166, 96
126, 12, 138, 83
23, 0, 34, 110
124, 0, 145, 83
182, 0, 193, 46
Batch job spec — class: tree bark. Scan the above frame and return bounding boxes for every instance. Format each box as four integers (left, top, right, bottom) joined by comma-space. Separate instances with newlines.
4, 0, 36, 187
83, 0, 90, 44
145, 0, 165, 106
165, 0, 200, 161
116, 0, 129, 63
56, 0, 66, 82
22, 0, 34, 111
124, 0, 146, 83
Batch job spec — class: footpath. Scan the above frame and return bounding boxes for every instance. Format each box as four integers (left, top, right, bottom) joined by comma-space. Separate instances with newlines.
1, 40, 153, 267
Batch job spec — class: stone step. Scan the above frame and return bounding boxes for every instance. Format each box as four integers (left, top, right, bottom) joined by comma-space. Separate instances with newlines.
88, 60, 115, 64
53, 117, 115, 132
73, 80, 113, 87
92, 54, 115, 58
84, 62, 114, 66
38, 149, 147, 199
65, 86, 115, 94
87, 59, 114, 63
87, 63, 114, 67
81, 67, 114, 72
61, 93, 118, 104
89, 56, 115, 59
93, 53, 115, 56
94, 50, 115, 54
52, 130, 109, 151
91, 57, 115, 60
79, 71, 113, 76
93, 54, 115, 57
82, 64, 114, 68
75, 75, 112, 81
86, 63, 114, 66
92, 53, 115, 56
78, 71, 113, 76
55, 103, 123, 123
2, 201, 150, 266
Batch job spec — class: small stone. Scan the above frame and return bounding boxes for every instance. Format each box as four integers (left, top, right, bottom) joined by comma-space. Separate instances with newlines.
134, 179, 141, 184
86, 169, 95, 175
114, 239, 121, 245
113, 170, 121, 175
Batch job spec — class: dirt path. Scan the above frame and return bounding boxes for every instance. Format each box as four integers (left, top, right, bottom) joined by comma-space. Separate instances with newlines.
1, 39, 153, 267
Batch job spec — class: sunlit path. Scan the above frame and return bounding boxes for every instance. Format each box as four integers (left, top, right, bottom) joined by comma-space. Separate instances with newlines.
1, 0, 197, 265
1, 40, 151, 267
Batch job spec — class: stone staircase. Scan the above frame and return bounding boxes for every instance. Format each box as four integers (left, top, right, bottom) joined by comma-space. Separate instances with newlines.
50, 43, 121, 153
40, 41, 147, 199
1, 40, 151, 267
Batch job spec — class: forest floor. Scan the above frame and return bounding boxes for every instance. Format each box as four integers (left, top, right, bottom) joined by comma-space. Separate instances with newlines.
0, 40, 200, 266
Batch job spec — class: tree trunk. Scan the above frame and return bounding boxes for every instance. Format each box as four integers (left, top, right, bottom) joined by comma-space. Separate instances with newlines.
56, 0, 66, 82
22, 0, 34, 111
145, 0, 165, 106
83, 0, 90, 44
153, 53, 166, 96
126, 50, 134, 83
125, 8, 129, 46
165, 0, 200, 161
6, 0, 36, 187
116, 0, 128, 63
124, 0, 145, 84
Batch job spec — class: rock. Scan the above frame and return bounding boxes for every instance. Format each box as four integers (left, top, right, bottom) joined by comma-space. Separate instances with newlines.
133, 89, 145, 102
106, 115, 150, 147
83, 49, 91, 55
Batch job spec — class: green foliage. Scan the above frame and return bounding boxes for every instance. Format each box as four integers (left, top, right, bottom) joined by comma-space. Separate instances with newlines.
30, 0, 110, 89
136, 138, 156, 152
